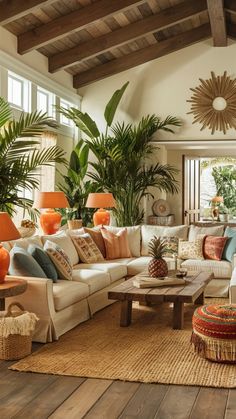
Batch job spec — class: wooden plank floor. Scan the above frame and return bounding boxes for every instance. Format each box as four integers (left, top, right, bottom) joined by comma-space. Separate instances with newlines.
0, 344, 235, 419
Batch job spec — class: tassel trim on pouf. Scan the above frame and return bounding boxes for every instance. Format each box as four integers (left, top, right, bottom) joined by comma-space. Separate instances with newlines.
191, 330, 236, 363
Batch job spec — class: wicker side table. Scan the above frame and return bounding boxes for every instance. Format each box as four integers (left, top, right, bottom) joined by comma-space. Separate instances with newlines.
0, 278, 27, 311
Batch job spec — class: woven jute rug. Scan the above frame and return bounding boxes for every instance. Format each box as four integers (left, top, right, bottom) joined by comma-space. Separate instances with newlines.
10, 299, 236, 388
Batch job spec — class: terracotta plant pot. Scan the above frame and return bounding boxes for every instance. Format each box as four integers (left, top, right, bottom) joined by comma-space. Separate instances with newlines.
67, 219, 83, 230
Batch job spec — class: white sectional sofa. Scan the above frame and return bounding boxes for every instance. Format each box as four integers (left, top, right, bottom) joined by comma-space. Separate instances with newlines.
4, 223, 234, 342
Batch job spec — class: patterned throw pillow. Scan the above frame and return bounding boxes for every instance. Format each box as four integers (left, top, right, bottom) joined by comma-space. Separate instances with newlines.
101, 227, 132, 260
203, 235, 228, 261
70, 233, 104, 263
160, 236, 179, 258
178, 238, 204, 260
44, 240, 73, 280
82, 227, 106, 258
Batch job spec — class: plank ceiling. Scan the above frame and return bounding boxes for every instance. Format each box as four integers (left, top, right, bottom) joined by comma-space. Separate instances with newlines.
0, 0, 235, 89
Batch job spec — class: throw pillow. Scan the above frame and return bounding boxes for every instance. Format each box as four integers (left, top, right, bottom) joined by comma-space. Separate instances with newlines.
203, 235, 228, 261
188, 225, 224, 242
101, 227, 132, 260
44, 240, 73, 280
161, 236, 179, 258
41, 231, 79, 266
10, 235, 43, 250
223, 227, 236, 262
178, 238, 204, 260
73, 227, 106, 258
28, 244, 58, 282
104, 225, 141, 257
70, 233, 104, 263
9, 246, 47, 278
141, 225, 188, 256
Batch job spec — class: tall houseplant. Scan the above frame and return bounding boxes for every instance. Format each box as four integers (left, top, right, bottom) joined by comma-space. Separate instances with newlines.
0, 97, 66, 218
58, 140, 98, 226
57, 83, 181, 226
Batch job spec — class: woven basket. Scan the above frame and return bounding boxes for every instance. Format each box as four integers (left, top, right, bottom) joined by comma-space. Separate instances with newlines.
0, 303, 34, 361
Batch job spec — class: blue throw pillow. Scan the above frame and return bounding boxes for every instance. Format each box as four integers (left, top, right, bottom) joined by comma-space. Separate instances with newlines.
223, 227, 236, 262
28, 244, 58, 282
9, 246, 47, 278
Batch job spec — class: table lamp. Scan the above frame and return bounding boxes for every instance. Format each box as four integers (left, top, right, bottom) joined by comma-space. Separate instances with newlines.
0, 212, 21, 283
33, 191, 69, 235
86, 193, 116, 226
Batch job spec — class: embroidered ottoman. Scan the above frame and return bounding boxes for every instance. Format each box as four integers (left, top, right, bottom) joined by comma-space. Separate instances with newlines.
191, 304, 236, 363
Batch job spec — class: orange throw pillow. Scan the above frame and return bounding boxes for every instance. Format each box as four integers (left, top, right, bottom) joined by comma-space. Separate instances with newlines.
101, 228, 132, 260
203, 235, 228, 261
83, 227, 106, 258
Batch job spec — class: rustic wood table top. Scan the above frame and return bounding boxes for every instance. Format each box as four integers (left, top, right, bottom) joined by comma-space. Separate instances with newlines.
0, 277, 27, 310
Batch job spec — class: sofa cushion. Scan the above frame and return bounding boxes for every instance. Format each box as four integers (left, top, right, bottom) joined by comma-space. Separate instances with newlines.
69, 232, 104, 263
126, 256, 176, 276
44, 240, 73, 280
28, 244, 58, 282
141, 225, 188, 256
41, 231, 79, 266
72, 269, 110, 294
53, 280, 89, 311
9, 246, 47, 278
181, 259, 232, 279
73, 262, 127, 283
188, 225, 224, 242
101, 228, 131, 259
104, 225, 141, 257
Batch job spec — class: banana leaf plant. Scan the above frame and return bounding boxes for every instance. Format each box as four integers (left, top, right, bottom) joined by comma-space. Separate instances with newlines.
58, 140, 99, 226
0, 97, 66, 220
57, 83, 181, 226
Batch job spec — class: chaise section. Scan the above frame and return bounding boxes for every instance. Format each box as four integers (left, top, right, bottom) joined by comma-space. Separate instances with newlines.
73, 262, 127, 282
72, 269, 110, 293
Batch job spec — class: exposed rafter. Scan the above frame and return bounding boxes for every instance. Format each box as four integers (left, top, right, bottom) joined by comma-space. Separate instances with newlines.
49, 0, 207, 73
0, 0, 55, 25
225, 0, 236, 14
17, 0, 146, 54
73, 24, 211, 89
207, 0, 227, 46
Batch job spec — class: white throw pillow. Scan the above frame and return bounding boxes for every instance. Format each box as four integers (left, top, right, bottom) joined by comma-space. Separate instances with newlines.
188, 225, 224, 242
141, 225, 189, 256
10, 235, 43, 250
41, 231, 79, 266
105, 225, 141, 257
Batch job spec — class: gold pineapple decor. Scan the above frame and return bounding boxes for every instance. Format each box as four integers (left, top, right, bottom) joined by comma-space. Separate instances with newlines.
148, 236, 168, 278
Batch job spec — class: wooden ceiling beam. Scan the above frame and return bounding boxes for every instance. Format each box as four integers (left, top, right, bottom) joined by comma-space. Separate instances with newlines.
18, 0, 146, 54
73, 24, 211, 89
49, 0, 207, 73
207, 0, 227, 46
225, 0, 236, 14
0, 0, 55, 25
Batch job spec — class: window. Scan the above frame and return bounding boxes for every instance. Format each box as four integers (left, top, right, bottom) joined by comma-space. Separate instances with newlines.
60, 99, 74, 126
37, 86, 55, 116
8, 71, 30, 111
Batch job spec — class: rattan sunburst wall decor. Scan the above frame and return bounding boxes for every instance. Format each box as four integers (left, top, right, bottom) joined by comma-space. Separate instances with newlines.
187, 71, 236, 134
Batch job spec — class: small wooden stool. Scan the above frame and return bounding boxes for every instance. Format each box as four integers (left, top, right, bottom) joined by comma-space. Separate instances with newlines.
0, 278, 27, 311
191, 304, 236, 363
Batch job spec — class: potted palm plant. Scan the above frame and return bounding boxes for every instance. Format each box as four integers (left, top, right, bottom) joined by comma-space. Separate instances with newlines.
57, 83, 181, 226
0, 97, 66, 219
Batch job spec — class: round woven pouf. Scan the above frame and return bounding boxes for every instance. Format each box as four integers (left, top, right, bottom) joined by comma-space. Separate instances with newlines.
191, 304, 236, 363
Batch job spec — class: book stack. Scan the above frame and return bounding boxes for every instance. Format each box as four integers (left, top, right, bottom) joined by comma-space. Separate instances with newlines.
133, 277, 186, 289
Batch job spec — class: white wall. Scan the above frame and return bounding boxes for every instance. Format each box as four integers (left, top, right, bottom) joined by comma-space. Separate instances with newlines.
0, 26, 74, 92
79, 39, 236, 224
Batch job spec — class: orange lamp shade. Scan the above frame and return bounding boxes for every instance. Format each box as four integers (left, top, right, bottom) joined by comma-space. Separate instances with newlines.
0, 212, 21, 283
33, 192, 69, 235
86, 193, 116, 226
212, 196, 224, 203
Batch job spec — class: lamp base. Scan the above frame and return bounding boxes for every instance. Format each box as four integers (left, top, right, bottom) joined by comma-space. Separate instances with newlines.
0, 244, 10, 284
40, 209, 62, 235
93, 208, 110, 226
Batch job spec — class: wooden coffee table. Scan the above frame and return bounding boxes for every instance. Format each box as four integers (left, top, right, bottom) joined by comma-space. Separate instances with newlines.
108, 271, 213, 330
